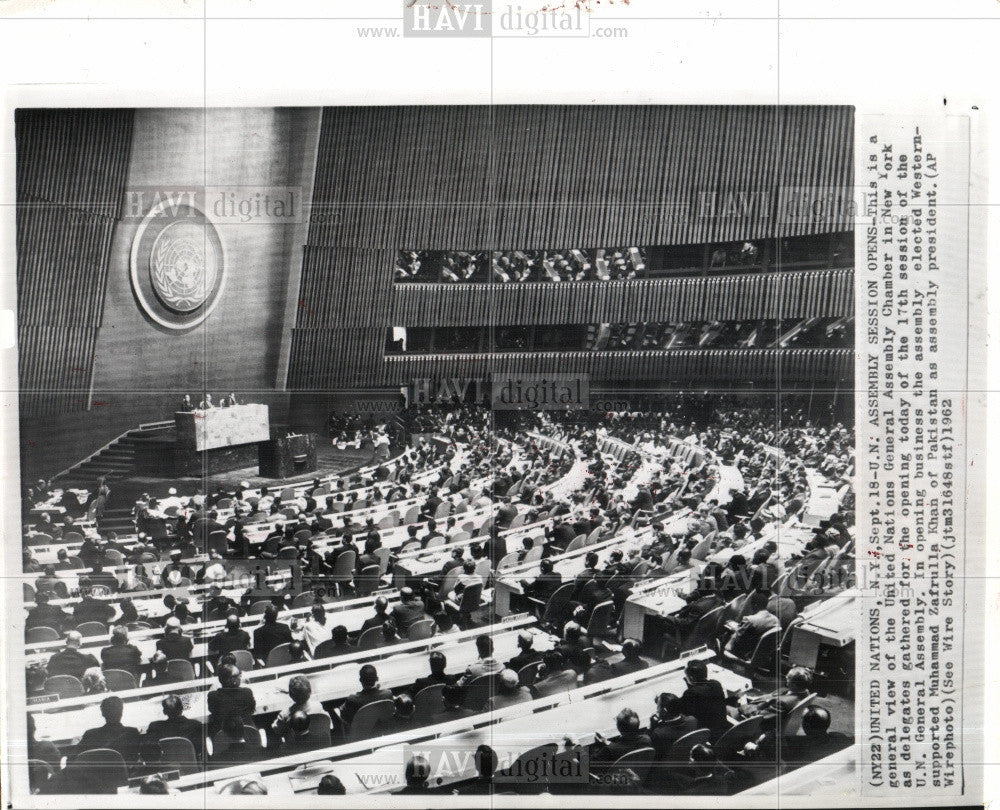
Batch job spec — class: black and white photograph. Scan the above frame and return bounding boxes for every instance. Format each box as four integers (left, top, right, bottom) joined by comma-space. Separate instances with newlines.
8, 103, 862, 800
0, 4, 992, 807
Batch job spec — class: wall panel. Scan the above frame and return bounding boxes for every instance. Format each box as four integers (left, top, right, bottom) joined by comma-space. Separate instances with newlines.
291, 105, 854, 390
15, 108, 134, 418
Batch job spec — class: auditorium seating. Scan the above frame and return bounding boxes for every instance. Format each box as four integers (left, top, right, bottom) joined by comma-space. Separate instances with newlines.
20, 403, 855, 796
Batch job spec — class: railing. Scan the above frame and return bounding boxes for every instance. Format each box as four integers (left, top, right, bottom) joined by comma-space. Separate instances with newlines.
381, 348, 853, 387
390, 267, 854, 327
51, 419, 173, 483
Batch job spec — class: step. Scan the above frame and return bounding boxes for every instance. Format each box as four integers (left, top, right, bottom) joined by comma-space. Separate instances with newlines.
80, 464, 130, 473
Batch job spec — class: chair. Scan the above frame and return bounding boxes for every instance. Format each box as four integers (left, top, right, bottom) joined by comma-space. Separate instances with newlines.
403, 506, 420, 524
277, 546, 300, 559
28, 759, 52, 793
373, 547, 393, 576
714, 715, 765, 761
609, 746, 656, 783
541, 583, 575, 628
128, 621, 152, 631
293, 528, 313, 544
435, 568, 461, 602
68, 555, 86, 569
412, 683, 445, 722
424, 535, 445, 549
212, 723, 263, 758
329, 550, 357, 596
348, 699, 394, 742
780, 692, 818, 736
665, 728, 711, 762
564, 535, 586, 553
726, 593, 752, 622
434, 501, 451, 519
674, 605, 726, 655
64, 531, 85, 544
231, 649, 256, 672
76, 621, 107, 638
26, 626, 60, 644
463, 674, 496, 712
266, 643, 294, 667
292, 591, 316, 609
522, 546, 543, 565
690, 536, 713, 561
449, 582, 484, 627
73, 748, 129, 792
377, 514, 398, 530
167, 658, 197, 682
44, 674, 83, 698
780, 617, 803, 662
356, 626, 384, 651
408, 618, 434, 640
216, 497, 234, 509
247, 600, 272, 616
743, 627, 781, 677
502, 743, 558, 792
354, 565, 382, 597
517, 660, 542, 687
206, 530, 230, 556
159, 736, 199, 775
104, 549, 125, 567
585, 600, 617, 640
474, 558, 493, 584
451, 531, 471, 544
585, 527, 604, 545
307, 712, 333, 747
103, 669, 138, 691
496, 552, 519, 572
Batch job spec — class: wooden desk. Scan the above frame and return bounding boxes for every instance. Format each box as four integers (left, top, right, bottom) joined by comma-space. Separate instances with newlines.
32, 616, 547, 746
787, 588, 858, 669
26, 591, 402, 665
620, 567, 699, 642
492, 529, 650, 617
162, 651, 750, 795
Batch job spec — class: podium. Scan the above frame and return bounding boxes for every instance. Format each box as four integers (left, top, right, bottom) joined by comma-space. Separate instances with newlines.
172, 404, 270, 476
259, 433, 318, 479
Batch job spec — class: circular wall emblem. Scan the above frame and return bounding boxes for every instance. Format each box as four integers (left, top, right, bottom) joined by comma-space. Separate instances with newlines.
130, 201, 226, 330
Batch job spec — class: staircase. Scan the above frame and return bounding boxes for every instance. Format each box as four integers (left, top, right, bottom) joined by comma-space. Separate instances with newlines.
53, 421, 174, 536
54, 421, 173, 490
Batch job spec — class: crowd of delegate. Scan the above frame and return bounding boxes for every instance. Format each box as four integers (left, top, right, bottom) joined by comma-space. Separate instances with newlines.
20, 402, 855, 796
394, 247, 648, 283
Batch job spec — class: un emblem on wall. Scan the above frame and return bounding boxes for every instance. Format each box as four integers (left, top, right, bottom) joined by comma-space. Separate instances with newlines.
129, 200, 226, 330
